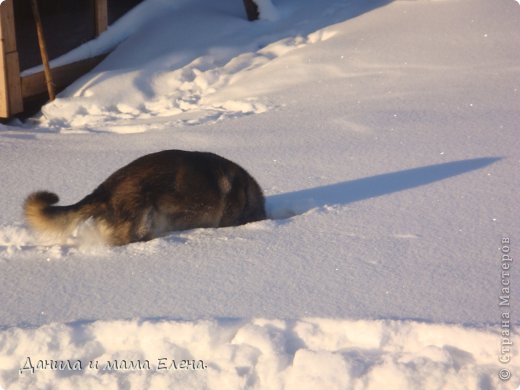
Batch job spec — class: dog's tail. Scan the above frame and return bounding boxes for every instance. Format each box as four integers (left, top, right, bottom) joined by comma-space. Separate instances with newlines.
24, 191, 97, 237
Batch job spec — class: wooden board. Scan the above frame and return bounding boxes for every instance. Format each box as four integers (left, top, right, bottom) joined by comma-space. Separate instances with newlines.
21, 54, 107, 99
4, 52, 23, 113
0, 0, 23, 117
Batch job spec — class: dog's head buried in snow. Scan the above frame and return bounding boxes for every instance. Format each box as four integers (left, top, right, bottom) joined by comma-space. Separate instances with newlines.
24, 150, 266, 246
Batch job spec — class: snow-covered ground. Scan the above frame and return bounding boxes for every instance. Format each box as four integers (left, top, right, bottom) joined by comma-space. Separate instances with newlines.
1, 0, 520, 388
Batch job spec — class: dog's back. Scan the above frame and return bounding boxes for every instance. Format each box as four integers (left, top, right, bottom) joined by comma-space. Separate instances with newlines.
24, 150, 266, 245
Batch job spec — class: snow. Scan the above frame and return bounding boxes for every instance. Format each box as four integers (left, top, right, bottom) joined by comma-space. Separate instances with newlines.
255, 0, 280, 21
0, 318, 505, 389
1, 0, 520, 388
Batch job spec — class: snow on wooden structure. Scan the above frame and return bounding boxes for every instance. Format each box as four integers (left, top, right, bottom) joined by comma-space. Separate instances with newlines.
0, 0, 260, 119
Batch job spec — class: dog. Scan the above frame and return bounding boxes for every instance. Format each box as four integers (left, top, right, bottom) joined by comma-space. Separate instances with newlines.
24, 150, 266, 245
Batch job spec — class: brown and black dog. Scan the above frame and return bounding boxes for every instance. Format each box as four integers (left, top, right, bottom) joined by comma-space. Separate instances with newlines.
24, 150, 266, 245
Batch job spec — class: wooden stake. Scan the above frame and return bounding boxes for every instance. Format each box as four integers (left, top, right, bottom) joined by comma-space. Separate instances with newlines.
94, 0, 108, 36
31, 0, 55, 101
243, 0, 259, 21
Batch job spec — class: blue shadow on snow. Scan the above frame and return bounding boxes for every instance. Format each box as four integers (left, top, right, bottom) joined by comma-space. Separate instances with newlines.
266, 157, 501, 219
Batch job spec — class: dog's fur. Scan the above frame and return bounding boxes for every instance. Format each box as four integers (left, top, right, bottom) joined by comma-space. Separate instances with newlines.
24, 150, 266, 245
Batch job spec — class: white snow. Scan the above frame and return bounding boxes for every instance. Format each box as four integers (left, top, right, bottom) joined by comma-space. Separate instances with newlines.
0, 318, 506, 389
255, 0, 280, 21
1, 0, 520, 388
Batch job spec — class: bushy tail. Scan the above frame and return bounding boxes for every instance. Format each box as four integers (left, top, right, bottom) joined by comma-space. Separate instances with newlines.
24, 191, 92, 237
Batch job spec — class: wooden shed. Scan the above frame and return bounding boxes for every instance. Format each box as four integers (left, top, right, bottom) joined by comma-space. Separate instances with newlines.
0, 0, 260, 119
